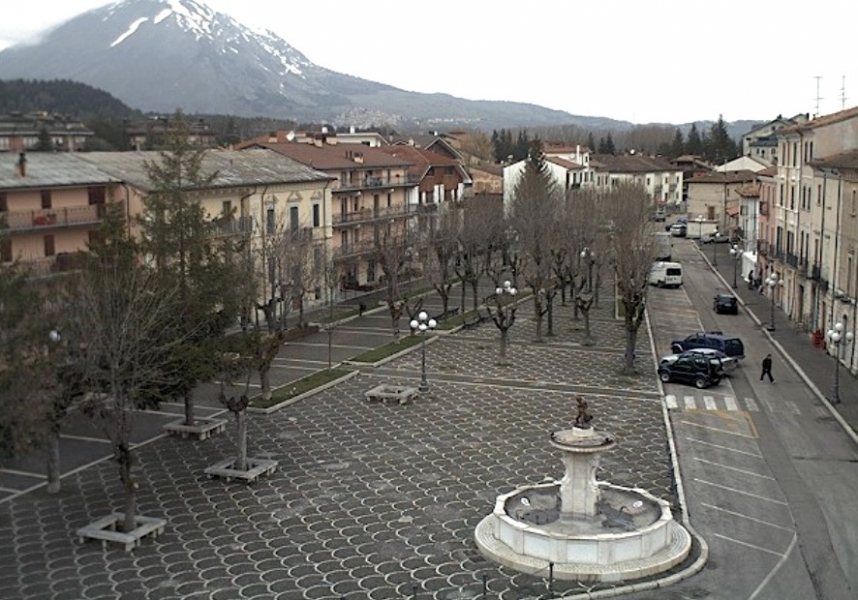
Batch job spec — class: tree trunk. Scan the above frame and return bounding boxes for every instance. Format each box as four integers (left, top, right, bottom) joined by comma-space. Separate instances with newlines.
499, 328, 508, 360
117, 444, 136, 533
546, 294, 555, 337
624, 324, 638, 375
184, 389, 195, 426
46, 428, 61, 494
471, 279, 479, 311
260, 366, 271, 402
235, 410, 248, 472
583, 309, 592, 346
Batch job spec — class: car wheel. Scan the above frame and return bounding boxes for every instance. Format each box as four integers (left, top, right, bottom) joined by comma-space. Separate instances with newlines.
659, 371, 671, 383
694, 376, 708, 389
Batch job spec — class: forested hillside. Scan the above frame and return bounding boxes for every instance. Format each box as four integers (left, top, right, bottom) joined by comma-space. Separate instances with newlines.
0, 79, 137, 119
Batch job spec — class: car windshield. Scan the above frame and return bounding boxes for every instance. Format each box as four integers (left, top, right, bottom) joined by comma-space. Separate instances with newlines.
723, 339, 743, 354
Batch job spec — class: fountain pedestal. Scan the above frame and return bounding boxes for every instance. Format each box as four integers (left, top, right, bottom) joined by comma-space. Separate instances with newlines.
474, 424, 692, 582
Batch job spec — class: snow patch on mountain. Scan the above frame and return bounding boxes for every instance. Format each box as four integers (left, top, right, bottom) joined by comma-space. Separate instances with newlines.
153, 9, 171, 24
111, 17, 148, 47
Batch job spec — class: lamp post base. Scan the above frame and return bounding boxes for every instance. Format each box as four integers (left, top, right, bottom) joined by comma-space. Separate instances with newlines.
418, 381, 429, 394
766, 325, 776, 332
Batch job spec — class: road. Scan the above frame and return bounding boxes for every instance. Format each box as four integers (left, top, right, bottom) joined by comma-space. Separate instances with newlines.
630, 238, 857, 600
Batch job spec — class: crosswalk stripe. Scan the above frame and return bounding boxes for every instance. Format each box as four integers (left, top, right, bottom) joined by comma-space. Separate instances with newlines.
745, 397, 759, 411
684, 396, 697, 410
703, 396, 717, 410
724, 396, 738, 411
666, 395, 678, 409
785, 401, 800, 415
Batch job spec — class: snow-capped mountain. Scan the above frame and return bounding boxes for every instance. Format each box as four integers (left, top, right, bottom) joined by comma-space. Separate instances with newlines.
0, 0, 611, 129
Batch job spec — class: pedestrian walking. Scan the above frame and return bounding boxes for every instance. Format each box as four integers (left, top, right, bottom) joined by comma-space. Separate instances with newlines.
760, 353, 774, 383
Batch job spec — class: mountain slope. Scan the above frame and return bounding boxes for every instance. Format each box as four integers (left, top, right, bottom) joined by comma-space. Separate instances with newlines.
0, 0, 627, 130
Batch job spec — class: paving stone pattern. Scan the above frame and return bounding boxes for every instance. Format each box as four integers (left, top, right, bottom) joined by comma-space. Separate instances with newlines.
0, 291, 676, 600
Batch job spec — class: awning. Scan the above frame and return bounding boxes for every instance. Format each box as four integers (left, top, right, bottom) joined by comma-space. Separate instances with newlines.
726, 207, 740, 217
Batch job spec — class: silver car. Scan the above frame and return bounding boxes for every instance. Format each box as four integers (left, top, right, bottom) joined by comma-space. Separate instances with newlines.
659, 348, 738, 374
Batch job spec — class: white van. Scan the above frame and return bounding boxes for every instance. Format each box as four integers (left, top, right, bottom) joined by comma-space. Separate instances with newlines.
649, 262, 683, 288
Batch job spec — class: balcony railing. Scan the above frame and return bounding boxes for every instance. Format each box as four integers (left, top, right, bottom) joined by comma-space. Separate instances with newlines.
209, 216, 253, 238
333, 239, 380, 260
2, 204, 117, 232
785, 253, 799, 268
757, 239, 769, 256
20, 253, 85, 278
336, 174, 421, 192
332, 205, 417, 226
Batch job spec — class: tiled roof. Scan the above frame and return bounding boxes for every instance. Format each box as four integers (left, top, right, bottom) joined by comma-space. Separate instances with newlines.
376, 145, 464, 180
546, 156, 584, 170
249, 142, 413, 171
76, 149, 333, 192
809, 149, 858, 170
591, 153, 676, 173
469, 163, 504, 176
0, 152, 120, 190
781, 105, 858, 133
686, 170, 759, 184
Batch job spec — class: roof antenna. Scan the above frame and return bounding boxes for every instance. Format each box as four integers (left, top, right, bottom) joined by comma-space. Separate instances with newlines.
814, 76, 823, 118
841, 75, 847, 110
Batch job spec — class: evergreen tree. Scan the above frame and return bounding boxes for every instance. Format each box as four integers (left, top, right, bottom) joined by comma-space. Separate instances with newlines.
35, 126, 53, 152
670, 129, 685, 158
598, 137, 607, 153
587, 132, 596, 152
685, 124, 703, 156
514, 130, 530, 161
707, 115, 738, 165
139, 110, 242, 428
604, 133, 616, 155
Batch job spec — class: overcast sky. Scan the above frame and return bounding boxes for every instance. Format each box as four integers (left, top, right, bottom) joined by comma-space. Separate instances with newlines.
2, 0, 857, 125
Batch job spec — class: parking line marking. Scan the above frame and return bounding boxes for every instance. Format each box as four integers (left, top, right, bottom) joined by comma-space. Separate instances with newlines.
60, 434, 111, 444
784, 401, 800, 415
711, 533, 785, 557
684, 396, 696, 410
693, 458, 776, 480
685, 437, 763, 458
665, 395, 678, 409
724, 396, 738, 411
703, 395, 717, 410
679, 421, 756, 438
0, 468, 46, 479
701, 503, 794, 532
745, 397, 759, 411
693, 478, 788, 505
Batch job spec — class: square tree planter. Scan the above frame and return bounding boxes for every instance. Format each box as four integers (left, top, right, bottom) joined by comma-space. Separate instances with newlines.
204, 457, 278, 484
163, 417, 227, 441
364, 384, 419, 405
76, 513, 166, 552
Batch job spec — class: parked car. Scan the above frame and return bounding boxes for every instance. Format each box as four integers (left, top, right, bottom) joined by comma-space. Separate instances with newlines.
651, 209, 667, 222
670, 332, 745, 359
701, 232, 730, 244
660, 348, 738, 374
669, 223, 687, 237
665, 217, 687, 232
713, 294, 739, 314
658, 354, 722, 389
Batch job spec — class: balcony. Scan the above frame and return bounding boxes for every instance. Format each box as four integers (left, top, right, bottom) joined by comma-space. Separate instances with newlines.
785, 253, 799, 268
21, 253, 85, 278
336, 174, 420, 192
209, 216, 253, 238
332, 205, 417, 227
2, 204, 118, 232
333, 239, 379, 260
756, 239, 769, 256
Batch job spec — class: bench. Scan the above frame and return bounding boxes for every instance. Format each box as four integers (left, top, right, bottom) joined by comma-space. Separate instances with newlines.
462, 309, 491, 330
431, 307, 460, 322
77, 513, 166, 552
365, 384, 419, 405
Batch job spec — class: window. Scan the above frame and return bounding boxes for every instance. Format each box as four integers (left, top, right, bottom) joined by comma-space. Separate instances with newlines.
88, 186, 106, 205
44, 235, 55, 257
266, 208, 275, 234
289, 206, 299, 233
0, 191, 6, 212
313, 203, 320, 227
0, 238, 11, 262
853, 190, 857, 216
817, 184, 822, 206
222, 200, 232, 216
41, 190, 52, 209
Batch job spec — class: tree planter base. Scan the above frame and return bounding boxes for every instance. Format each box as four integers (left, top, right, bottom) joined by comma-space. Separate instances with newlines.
76, 513, 166, 552
163, 417, 227, 441
364, 384, 419, 405
204, 457, 278, 483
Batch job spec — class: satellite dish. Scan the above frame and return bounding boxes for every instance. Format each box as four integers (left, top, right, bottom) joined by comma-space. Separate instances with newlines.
286, 130, 295, 142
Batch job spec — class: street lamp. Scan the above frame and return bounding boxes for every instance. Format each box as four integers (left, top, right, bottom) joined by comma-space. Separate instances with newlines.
827, 321, 853, 404
766, 272, 782, 331
729, 244, 741, 289
410, 311, 436, 394
580, 247, 595, 293
712, 231, 719, 266
488, 280, 518, 362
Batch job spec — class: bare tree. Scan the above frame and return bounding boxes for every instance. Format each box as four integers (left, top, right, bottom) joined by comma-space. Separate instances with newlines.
564, 189, 604, 344
455, 195, 501, 314
374, 220, 415, 337
509, 140, 562, 343
426, 205, 460, 316
603, 183, 656, 375
65, 241, 184, 533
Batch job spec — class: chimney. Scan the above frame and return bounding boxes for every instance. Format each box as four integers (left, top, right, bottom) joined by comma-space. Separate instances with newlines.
17, 152, 26, 177
354, 152, 364, 164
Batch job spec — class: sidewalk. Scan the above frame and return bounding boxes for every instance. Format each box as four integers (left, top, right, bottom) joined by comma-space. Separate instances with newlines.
704, 246, 858, 445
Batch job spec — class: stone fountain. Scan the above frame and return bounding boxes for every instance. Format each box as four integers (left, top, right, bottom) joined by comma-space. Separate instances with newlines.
474, 397, 691, 582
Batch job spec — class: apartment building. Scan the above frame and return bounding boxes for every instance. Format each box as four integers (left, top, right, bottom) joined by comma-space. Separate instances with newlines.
0, 152, 122, 276
0, 112, 94, 153
591, 154, 683, 207
243, 141, 419, 290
